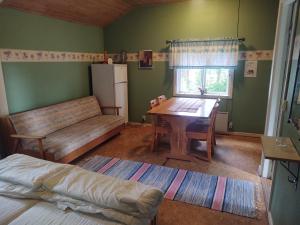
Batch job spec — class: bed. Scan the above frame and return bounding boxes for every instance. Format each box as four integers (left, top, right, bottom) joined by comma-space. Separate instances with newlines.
0, 154, 163, 225
0, 196, 125, 225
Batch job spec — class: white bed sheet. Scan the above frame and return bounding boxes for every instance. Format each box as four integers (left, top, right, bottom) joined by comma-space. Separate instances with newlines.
7, 201, 123, 225
0, 154, 163, 225
0, 196, 38, 225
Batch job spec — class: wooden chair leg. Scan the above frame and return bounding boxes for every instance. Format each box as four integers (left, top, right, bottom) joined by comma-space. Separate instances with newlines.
213, 132, 216, 146
207, 137, 212, 162
151, 125, 157, 152
152, 133, 160, 152
211, 139, 215, 156
211, 134, 215, 156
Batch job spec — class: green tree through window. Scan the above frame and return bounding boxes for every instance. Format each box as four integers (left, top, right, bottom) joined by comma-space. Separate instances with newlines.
175, 68, 232, 97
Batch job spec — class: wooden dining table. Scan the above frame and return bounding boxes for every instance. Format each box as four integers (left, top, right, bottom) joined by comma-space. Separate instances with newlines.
148, 97, 217, 162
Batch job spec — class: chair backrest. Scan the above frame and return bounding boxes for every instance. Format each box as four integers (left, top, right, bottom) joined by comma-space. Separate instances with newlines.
150, 99, 159, 109
209, 103, 219, 129
157, 95, 167, 104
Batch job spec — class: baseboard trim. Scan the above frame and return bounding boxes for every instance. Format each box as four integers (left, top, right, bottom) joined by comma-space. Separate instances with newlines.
216, 131, 263, 138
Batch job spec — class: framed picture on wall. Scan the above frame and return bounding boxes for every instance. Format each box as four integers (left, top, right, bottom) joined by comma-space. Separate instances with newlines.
139, 50, 153, 69
244, 60, 257, 77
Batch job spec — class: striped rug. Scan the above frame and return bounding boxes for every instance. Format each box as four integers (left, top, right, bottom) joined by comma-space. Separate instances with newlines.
81, 156, 257, 218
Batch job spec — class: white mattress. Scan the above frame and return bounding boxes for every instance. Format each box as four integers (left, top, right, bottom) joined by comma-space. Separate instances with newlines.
7, 201, 122, 225
0, 155, 162, 225
0, 196, 38, 225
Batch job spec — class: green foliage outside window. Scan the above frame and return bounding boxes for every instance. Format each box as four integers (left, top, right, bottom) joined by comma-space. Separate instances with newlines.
177, 68, 230, 96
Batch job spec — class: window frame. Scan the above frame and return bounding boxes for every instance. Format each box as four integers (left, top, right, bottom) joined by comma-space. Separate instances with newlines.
173, 68, 234, 99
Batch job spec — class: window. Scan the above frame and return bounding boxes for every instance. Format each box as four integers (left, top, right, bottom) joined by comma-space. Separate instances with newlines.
174, 68, 234, 98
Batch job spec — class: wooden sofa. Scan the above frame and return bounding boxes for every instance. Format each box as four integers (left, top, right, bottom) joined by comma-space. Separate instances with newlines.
0, 96, 125, 163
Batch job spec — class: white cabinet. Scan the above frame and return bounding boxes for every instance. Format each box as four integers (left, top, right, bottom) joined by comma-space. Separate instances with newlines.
91, 64, 128, 123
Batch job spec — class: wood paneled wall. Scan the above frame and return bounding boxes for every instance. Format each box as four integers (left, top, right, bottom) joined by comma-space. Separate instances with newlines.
0, 0, 189, 26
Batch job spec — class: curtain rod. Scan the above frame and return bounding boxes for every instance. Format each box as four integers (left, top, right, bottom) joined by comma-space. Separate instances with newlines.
166, 37, 245, 44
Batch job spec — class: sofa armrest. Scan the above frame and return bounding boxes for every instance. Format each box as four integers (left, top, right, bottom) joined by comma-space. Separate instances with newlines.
11, 134, 46, 140
100, 106, 122, 116
11, 134, 46, 159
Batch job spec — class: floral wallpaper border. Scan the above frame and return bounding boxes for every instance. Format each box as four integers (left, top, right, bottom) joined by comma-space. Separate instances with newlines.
0, 49, 273, 62
0, 49, 104, 62
118, 50, 273, 62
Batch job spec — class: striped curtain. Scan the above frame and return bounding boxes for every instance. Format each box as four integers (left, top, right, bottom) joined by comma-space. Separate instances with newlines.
169, 39, 239, 68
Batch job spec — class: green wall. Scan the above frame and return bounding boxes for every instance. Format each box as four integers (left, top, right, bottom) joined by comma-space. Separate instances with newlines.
104, 0, 278, 133
0, 8, 104, 113
0, 2, 278, 133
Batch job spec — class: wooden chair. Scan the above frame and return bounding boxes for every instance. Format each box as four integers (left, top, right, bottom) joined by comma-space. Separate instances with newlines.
149, 98, 171, 151
186, 103, 219, 161
212, 98, 221, 146
192, 98, 221, 146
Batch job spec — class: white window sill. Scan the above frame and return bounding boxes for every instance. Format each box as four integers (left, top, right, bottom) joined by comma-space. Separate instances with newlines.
174, 93, 232, 99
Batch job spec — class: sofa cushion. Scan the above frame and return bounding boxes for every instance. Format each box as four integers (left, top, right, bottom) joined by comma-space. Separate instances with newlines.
24, 115, 124, 161
10, 96, 102, 137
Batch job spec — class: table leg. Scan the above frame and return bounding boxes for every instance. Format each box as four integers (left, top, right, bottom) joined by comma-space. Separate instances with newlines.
164, 116, 195, 162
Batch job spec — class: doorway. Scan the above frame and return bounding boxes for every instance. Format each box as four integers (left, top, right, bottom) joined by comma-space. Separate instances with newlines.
261, 1, 299, 220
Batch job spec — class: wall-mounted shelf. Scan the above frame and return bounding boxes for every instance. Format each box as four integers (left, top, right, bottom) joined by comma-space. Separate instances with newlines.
261, 136, 300, 162
261, 136, 300, 190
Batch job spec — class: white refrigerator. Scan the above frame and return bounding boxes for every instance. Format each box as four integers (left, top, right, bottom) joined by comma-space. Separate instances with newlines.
91, 64, 128, 123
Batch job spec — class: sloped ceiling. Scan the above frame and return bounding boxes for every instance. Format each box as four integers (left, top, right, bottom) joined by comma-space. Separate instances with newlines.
0, 0, 189, 27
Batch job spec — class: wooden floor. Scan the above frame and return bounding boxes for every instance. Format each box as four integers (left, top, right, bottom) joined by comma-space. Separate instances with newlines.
75, 124, 269, 225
